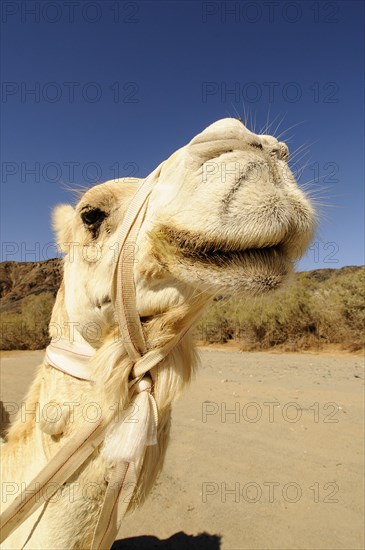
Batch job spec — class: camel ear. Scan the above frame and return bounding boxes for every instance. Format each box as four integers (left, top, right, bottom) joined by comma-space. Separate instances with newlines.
52, 204, 75, 252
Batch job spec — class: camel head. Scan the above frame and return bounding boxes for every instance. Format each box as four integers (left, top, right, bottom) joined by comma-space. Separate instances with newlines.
52, 118, 315, 344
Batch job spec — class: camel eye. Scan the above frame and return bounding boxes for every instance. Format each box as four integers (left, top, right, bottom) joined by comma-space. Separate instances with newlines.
81, 208, 106, 226
250, 142, 263, 150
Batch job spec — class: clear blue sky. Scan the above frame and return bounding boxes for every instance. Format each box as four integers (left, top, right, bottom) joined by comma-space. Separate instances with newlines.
1, 0, 364, 270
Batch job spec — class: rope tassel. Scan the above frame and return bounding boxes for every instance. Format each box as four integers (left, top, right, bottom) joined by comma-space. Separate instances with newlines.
102, 377, 158, 464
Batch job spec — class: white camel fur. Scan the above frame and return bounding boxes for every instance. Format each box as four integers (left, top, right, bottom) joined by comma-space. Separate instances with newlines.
0, 118, 315, 549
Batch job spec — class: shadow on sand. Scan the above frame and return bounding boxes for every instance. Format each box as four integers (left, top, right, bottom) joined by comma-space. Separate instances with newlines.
113, 531, 221, 549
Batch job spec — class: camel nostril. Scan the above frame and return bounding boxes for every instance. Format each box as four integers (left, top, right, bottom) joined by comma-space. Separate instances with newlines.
249, 142, 263, 150
278, 142, 289, 161
260, 136, 289, 162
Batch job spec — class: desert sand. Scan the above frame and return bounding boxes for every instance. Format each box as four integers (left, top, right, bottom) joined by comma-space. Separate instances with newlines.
1, 349, 364, 550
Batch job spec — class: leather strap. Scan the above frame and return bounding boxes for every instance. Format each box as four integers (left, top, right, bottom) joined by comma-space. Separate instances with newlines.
91, 461, 137, 550
113, 163, 163, 362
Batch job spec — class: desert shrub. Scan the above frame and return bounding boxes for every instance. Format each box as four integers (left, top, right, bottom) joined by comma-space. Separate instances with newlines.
309, 268, 365, 350
196, 267, 365, 351
0, 292, 54, 350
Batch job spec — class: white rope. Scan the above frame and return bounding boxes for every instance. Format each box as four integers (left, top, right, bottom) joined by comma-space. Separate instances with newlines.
45, 339, 95, 381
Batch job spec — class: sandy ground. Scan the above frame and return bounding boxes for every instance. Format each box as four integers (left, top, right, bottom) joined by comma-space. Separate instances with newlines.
0, 349, 364, 550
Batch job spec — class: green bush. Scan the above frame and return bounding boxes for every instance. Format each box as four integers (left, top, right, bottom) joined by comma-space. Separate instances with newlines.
0, 293, 54, 350
196, 268, 365, 351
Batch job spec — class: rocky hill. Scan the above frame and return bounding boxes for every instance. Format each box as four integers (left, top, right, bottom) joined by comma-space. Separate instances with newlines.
0, 259, 62, 313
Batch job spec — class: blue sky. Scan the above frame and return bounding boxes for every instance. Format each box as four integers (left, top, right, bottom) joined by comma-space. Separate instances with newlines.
1, 0, 364, 270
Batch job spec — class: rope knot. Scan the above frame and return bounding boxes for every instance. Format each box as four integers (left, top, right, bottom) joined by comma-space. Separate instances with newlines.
134, 376, 152, 393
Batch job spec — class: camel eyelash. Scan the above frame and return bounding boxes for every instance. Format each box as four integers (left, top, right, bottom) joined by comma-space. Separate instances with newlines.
80, 207, 107, 226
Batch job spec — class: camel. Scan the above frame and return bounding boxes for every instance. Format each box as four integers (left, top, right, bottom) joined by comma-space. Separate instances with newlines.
0, 118, 315, 549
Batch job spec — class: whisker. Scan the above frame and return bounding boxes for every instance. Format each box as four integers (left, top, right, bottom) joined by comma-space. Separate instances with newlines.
229, 102, 242, 122
272, 112, 288, 137
262, 112, 282, 135
241, 98, 249, 127
276, 120, 306, 140
61, 182, 90, 199
288, 140, 317, 160
263, 104, 272, 135
289, 144, 318, 164
250, 111, 254, 132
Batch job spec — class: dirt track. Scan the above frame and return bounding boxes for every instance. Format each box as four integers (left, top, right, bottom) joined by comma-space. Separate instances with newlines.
1, 349, 364, 550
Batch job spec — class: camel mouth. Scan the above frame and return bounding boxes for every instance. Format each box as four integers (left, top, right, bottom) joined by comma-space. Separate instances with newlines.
148, 224, 294, 295
151, 225, 289, 268
176, 241, 285, 266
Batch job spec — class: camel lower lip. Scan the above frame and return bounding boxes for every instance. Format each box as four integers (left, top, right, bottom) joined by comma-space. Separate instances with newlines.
180, 244, 285, 266
151, 230, 293, 295
175, 243, 293, 294
151, 225, 290, 270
